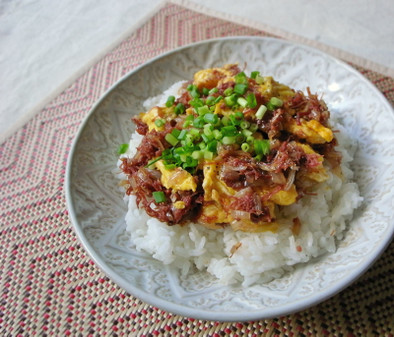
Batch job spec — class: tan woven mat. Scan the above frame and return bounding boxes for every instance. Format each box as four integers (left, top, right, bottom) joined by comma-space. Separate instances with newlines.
1, 2, 393, 336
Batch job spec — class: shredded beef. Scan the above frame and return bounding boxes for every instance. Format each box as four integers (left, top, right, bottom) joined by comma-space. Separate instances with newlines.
132, 116, 149, 135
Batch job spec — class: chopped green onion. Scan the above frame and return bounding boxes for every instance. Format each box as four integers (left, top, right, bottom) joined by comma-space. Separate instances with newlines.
197, 105, 210, 116
266, 102, 275, 110
267, 97, 283, 110
250, 71, 260, 79
213, 95, 223, 104
240, 120, 250, 129
189, 128, 200, 137
224, 94, 238, 107
235, 72, 248, 84
171, 128, 181, 138
242, 129, 252, 137
234, 83, 248, 95
203, 124, 213, 137
161, 148, 171, 158
246, 93, 257, 108
165, 95, 175, 107
183, 114, 194, 127
183, 136, 193, 147
209, 87, 218, 95
229, 114, 241, 126
207, 140, 218, 152
193, 116, 204, 128
203, 113, 219, 124
235, 111, 244, 119
189, 98, 204, 109
201, 134, 209, 143
254, 139, 270, 156
187, 84, 200, 98
174, 103, 185, 115
255, 75, 265, 84
152, 191, 166, 203
182, 157, 198, 169
235, 134, 245, 144
241, 143, 250, 152
203, 151, 214, 160
249, 123, 258, 132
270, 97, 283, 107
224, 87, 234, 96
164, 163, 177, 170
198, 142, 207, 149
154, 119, 165, 127
246, 135, 254, 144
221, 116, 230, 126
205, 96, 216, 106
222, 136, 236, 145
165, 133, 179, 146
192, 150, 203, 159
213, 129, 223, 140
117, 143, 129, 155
177, 129, 187, 140
202, 88, 209, 96
256, 105, 267, 119
221, 125, 238, 136
227, 112, 244, 126
237, 97, 248, 107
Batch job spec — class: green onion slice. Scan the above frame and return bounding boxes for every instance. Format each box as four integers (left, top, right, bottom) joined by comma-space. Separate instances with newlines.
203, 113, 219, 124
165, 133, 179, 146
234, 83, 248, 95
224, 87, 234, 96
209, 87, 219, 95
250, 71, 260, 79
154, 119, 165, 127
174, 103, 185, 115
254, 139, 270, 156
152, 191, 166, 203
165, 95, 175, 107
256, 105, 267, 119
202, 88, 210, 96
117, 143, 129, 155
235, 72, 248, 84
237, 97, 248, 108
246, 93, 257, 108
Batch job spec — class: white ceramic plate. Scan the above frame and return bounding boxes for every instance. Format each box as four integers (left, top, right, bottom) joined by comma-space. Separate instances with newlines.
65, 37, 394, 321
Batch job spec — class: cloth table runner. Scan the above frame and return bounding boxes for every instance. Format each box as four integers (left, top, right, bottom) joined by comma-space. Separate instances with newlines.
1, 2, 393, 336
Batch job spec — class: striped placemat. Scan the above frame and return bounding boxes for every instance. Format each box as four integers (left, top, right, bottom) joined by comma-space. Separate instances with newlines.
1, 2, 393, 336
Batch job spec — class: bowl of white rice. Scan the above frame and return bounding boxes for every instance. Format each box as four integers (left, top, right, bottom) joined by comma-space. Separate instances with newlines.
65, 37, 394, 321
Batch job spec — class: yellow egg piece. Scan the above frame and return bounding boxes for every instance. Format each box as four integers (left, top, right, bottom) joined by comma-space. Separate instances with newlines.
285, 119, 333, 144
155, 160, 197, 192
270, 184, 298, 206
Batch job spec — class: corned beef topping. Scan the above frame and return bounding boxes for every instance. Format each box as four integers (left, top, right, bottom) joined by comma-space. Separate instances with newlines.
119, 65, 341, 230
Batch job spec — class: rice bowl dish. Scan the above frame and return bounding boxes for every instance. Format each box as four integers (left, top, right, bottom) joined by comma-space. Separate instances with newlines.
116, 65, 363, 286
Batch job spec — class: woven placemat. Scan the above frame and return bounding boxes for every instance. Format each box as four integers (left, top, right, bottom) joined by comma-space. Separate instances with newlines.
1, 2, 393, 336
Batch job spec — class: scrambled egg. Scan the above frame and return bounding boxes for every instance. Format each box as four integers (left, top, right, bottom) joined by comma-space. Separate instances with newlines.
297, 143, 329, 182
269, 184, 298, 206
285, 119, 333, 144
140, 106, 174, 131
155, 160, 197, 192
200, 163, 235, 225
256, 76, 295, 101
193, 64, 237, 89
200, 162, 282, 232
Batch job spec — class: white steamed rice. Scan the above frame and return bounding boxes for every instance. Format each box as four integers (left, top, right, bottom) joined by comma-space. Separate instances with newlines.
118, 82, 363, 287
